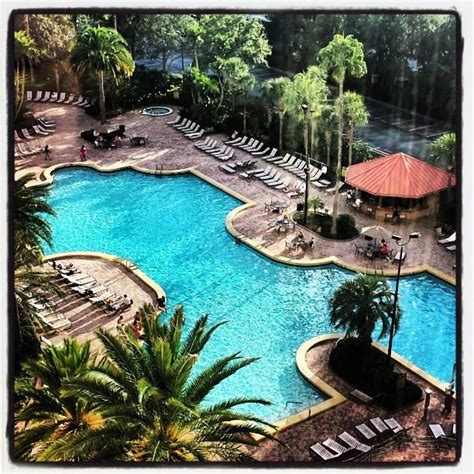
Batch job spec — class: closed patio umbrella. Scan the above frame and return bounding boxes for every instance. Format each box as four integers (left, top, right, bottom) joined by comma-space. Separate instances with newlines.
361, 225, 390, 243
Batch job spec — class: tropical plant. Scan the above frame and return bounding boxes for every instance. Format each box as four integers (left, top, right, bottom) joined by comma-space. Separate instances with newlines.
261, 77, 292, 152
14, 31, 41, 120
343, 91, 369, 166
71, 25, 135, 123
38, 304, 275, 461
430, 132, 456, 172
13, 173, 60, 364
328, 274, 398, 346
319, 104, 338, 166
309, 196, 324, 214
318, 34, 367, 236
14, 340, 101, 461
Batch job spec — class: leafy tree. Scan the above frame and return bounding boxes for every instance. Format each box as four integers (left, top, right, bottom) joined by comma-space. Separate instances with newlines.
134, 14, 193, 71
14, 340, 100, 461
319, 104, 338, 166
40, 304, 275, 461
430, 132, 456, 172
261, 76, 292, 152
28, 14, 76, 91
71, 26, 135, 123
183, 66, 219, 107
14, 31, 40, 120
343, 91, 369, 166
185, 16, 204, 69
329, 274, 398, 346
318, 34, 367, 236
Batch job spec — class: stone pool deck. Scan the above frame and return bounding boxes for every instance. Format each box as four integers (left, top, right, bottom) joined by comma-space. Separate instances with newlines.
42, 254, 162, 354
247, 338, 457, 463
15, 101, 456, 281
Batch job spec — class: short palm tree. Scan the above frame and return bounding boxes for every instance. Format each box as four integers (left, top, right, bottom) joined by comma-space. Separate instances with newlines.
71, 25, 135, 123
329, 274, 399, 346
47, 304, 275, 462
14, 339, 102, 461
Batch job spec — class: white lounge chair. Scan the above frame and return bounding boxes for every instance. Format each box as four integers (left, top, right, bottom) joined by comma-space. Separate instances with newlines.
214, 148, 234, 161
186, 129, 204, 140
370, 417, 390, 435
263, 172, 282, 185
309, 442, 340, 461
77, 98, 90, 107
56, 92, 66, 103
253, 165, 271, 178
21, 129, 34, 140
230, 136, 248, 147
41, 91, 51, 102
429, 424, 446, 439
287, 183, 305, 198
260, 148, 278, 160
167, 114, 181, 125
438, 232, 456, 245
239, 138, 256, 150
64, 93, 75, 104
14, 130, 23, 142
181, 123, 199, 134
176, 119, 193, 131
325, 181, 345, 194
219, 164, 236, 174
247, 142, 264, 153
337, 432, 372, 453
49, 91, 59, 102
280, 156, 299, 169
273, 177, 292, 191
384, 417, 404, 434
268, 152, 291, 164
356, 423, 377, 441
197, 139, 218, 152
241, 139, 259, 151
194, 136, 211, 148
322, 438, 352, 456
174, 118, 190, 130
258, 168, 278, 181
288, 161, 306, 175
33, 91, 43, 101
26, 90, 33, 101
33, 125, 50, 136
225, 133, 241, 145
252, 146, 270, 156
72, 95, 84, 105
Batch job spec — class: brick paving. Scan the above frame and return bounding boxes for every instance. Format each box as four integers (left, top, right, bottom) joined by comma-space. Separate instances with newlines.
44, 257, 157, 355
247, 339, 457, 463
16, 103, 458, 463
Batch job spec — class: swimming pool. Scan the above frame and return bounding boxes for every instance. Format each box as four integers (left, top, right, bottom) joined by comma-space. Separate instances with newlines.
44, 168, 456, 421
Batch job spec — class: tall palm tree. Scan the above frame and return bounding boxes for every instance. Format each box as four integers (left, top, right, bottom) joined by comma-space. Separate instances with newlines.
71, 25, 135, 123
328, 274, 399, 346
343, 91, 369, 166
14, 340, 102, 461
318, 34, 367, 236
320, 104, 337, 167
43, 304, 275, 462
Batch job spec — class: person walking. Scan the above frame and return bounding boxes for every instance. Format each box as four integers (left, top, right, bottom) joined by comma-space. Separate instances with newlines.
44, 144, 51, 161
79, 144, 87, 161
442, 387, 454, 416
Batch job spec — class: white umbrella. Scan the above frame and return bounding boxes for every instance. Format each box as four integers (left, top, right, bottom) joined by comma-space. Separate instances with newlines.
361, 225, 390, 243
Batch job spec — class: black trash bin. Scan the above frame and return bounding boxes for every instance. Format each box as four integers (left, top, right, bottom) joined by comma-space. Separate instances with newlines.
296, 202, 304, 212
119, 124, 126, 134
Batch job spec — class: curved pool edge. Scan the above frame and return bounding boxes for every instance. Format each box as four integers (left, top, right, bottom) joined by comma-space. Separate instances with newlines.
31, 162, 456, 287
296, 334, 455, 407
42, 251, 166, 304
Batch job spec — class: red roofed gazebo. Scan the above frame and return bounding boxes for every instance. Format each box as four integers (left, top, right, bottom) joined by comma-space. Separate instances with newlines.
345, 153, 455, 221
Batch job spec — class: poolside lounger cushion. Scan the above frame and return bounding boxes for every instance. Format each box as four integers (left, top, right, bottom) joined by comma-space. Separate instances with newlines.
370, 417, 389, 434
322, 438, 351, 455
338, 432, 372, 453
356, 423, 377, 440
309, 443, 340, 461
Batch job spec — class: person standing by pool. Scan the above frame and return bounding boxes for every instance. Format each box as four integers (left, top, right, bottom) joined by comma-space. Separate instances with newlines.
44, 144, 51, 161
442, 387, 454, 416
79, 144, 87, 161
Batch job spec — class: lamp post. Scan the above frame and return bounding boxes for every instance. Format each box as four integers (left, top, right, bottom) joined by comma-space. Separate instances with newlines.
386, 231, 421, 370
302, 103, 310, 226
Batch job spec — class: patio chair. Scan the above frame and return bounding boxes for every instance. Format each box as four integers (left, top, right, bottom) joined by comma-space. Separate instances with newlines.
269, 152, 292, 165
246, 141, 264, 153
38, 117, 56, 129
219, 164, 236, 174
267, 176, 286, 188
252, 146, 270, 156
167, 114, 181, 125
230, 135, 248, 147
337, 432, 372, 453
180, 122, 198, 133
287, 183, 305, 199
252, 165, 271, 178
33, 125, 50, 136
239, 138, 256, 150
438, 231, 456, 245
72, 280, 100, 294
259, 169, 278, 182
200, 140, 219, 152
49, 91, 59, 102
446, 245, 456, 252
194, 136, 211, 148
72, 95, 84, 105
41, 313, 72, 331
56, 92, 66, 103
392, 248, 406, 263
214, 147, 234, 161
224, 133, 241, 145
174, 118, 191, 130
273, 177, 292, 191
369, 417, 390, 436
355, 423, 377, 442
14, 130, 23, 142
40, 91, 51, 102
281, 157, 302, 170
33, 91, 43, 101
64, 93, 75, 104
288, 161, 306, 175
26, 90, 33, 101
21, 128, 35, 140
384, 417, 404, 434
263, 172, 282, 186
186, 129, 204, 140
309, 442, 340, 461
89, 290, 115, 305
322, 438, 352, 456
78, 98, 91, 107
260, 148, 278, 160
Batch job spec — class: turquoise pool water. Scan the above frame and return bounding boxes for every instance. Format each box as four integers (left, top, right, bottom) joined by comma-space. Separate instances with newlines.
45, 168, 456, 421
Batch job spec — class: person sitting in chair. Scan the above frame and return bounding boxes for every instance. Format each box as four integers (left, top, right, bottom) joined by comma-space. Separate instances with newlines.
379, 239, 389, 257
392, 206, 400, 224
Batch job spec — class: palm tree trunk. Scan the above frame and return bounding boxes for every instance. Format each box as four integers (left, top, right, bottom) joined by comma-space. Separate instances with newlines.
243, 104, 247, 133
278, 111, 284, 153
325, 130, 332, 165
98, 70, 106, 123
348, 120, 354, 166
331, 80, 344, 236
53, 61, 60, 92
162, 52, 167, 72
194, 45, 199, 70
217, 74, 225, 111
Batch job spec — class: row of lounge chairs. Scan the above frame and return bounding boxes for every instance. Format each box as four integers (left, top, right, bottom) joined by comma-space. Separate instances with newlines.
50, 262, 134, 316
14, 117, 57, 145
27, 90, 92, 108
225, 134, 277, 157
428, 423, 456, 450
194, 137, 234, 161
27, 290, 73, 331
167, 115, 204, 140
309, 416, 410, 462
219, 160, 256, 174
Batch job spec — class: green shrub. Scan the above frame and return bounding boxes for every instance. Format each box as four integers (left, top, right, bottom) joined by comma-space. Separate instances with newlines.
336, 213, 358, 239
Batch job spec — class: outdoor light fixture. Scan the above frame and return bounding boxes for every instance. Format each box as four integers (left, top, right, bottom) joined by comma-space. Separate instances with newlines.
409, 232, 421, 239
392, 234, 402, 241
